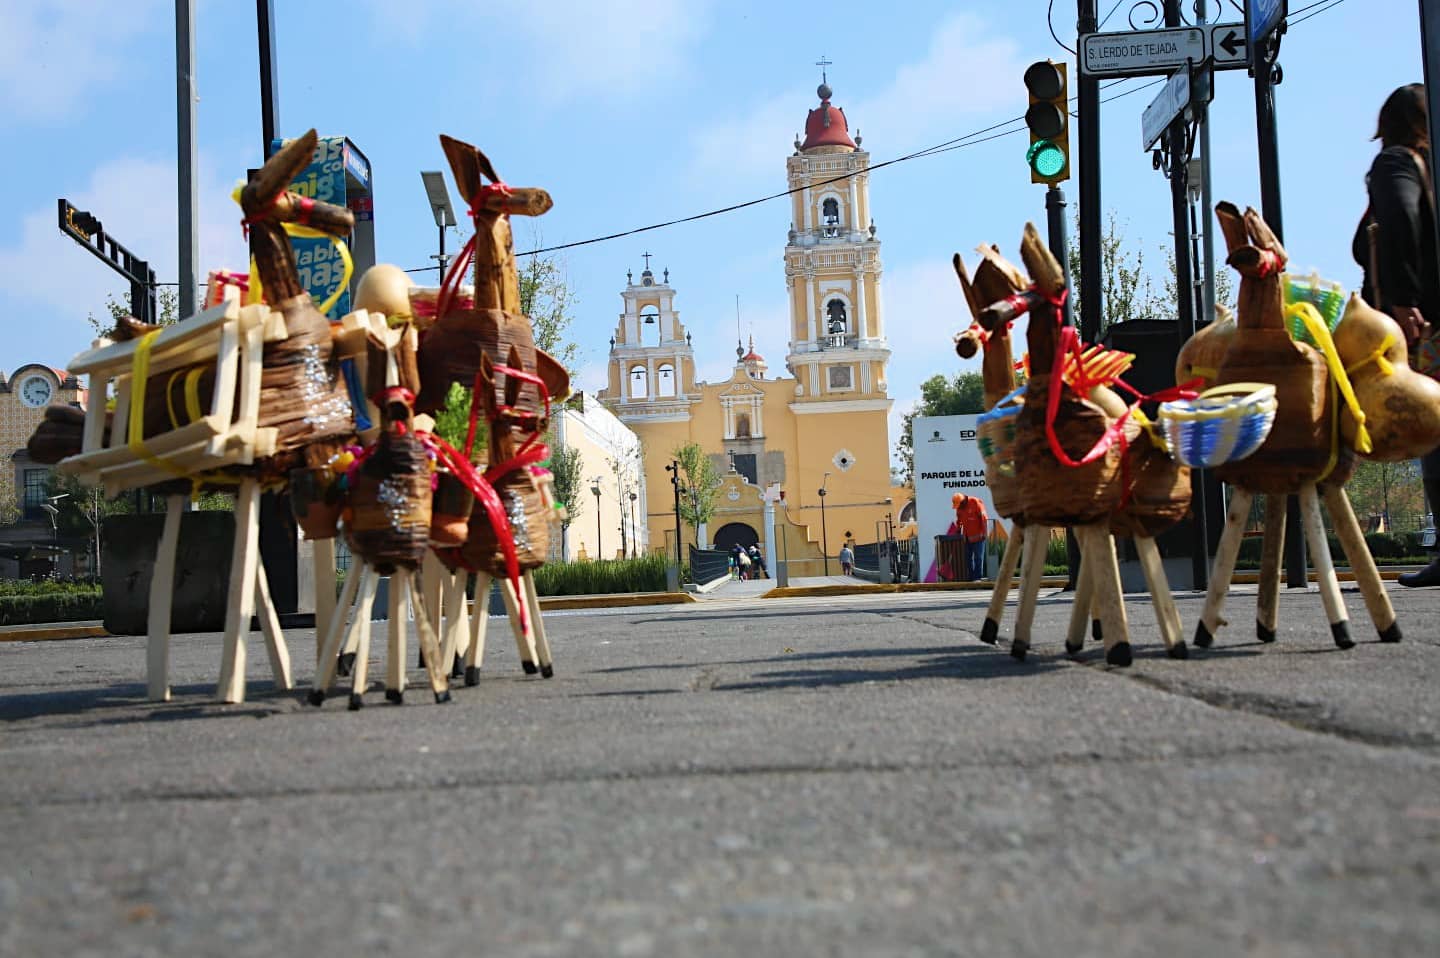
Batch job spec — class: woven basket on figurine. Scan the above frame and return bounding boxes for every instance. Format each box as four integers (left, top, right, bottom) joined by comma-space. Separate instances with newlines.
1159, 383, 1277, 469
1013, 374, 1124, 527
976, 387, 1024, 520
1110, 417, 1192, 540
344, 396, 432, 574
429, 468, 474, 547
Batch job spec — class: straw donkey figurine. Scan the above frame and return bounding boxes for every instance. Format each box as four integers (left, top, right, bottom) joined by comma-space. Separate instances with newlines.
1191, 202, 1399, 650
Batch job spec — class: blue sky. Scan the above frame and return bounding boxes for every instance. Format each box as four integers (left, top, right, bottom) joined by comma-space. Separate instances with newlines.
0, 0, 1419, 463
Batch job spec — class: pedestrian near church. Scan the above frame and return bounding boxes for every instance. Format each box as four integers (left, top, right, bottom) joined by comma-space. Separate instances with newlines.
1354, 84, 1440, 587
838, 543, 854, 575
952, 493, 989, 582
748, 543, 768, 579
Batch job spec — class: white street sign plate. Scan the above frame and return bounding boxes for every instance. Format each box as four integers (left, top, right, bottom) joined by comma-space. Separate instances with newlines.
1081, 27, 1205, 77
1209, 22, 1250, 69
1142, 68, 1191, 151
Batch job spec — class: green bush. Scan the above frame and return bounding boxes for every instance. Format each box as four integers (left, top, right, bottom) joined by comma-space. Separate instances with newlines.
0, 591, 104, 625
0, 579, 101, 597
1045, 535, 1068, 567
531, 554, 670, 597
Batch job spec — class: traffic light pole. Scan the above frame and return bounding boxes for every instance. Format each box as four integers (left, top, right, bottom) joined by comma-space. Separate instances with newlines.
1076, 0, 1102, 344
1045, 186, 1074, 331
1252, 24, 1305, 588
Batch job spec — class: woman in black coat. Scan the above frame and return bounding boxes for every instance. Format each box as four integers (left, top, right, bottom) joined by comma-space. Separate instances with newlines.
1354, 84, 1440, 585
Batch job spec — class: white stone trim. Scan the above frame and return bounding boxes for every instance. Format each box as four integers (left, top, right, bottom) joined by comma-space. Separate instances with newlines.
788, 398, 893, 414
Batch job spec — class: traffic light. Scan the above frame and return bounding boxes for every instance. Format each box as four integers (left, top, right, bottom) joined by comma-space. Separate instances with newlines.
1024, 60, 1070, 185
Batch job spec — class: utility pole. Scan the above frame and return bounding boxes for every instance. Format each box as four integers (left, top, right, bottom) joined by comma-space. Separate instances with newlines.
665, 460, 682, 571
1076, 0, 1102, 343
175, 0, 198, 319
257, 0, 279, 155
819, 473, 831, 576
1422, 2, 1440, 260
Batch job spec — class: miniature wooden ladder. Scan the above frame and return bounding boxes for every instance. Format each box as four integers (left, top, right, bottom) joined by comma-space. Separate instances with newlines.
1194, 483, 1400, 650
210, 478, 294, 703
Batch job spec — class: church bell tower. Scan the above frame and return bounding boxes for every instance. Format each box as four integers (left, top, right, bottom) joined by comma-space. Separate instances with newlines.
783, 78, 890, 404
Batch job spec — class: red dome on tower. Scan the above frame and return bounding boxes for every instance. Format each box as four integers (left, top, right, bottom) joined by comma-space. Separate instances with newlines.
800, 83, 856, 153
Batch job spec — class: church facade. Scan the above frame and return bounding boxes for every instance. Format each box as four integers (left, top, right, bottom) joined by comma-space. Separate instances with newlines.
597, 82, 902, 573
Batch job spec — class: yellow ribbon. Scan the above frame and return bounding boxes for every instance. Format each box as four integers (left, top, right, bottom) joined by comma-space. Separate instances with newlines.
1344, 332, 1397, 379
128, 331, 190, 479
1129, 406, 1166, 450
230, 185, 354, 316
1189, 365, 1220, 381
1287, 302, 1373, 455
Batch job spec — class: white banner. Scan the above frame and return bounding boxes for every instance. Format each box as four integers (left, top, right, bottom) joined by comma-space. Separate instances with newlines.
913, 414, 996, 582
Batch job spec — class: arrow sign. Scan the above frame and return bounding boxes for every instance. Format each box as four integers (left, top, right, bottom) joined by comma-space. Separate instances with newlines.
1209, 22, 1250, 69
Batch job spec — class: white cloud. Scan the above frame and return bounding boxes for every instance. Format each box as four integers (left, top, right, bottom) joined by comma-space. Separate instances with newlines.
363, 0, 712, 102
0, 0, 161, 122
690, 10, 1027, 183
0, 153, 251, 365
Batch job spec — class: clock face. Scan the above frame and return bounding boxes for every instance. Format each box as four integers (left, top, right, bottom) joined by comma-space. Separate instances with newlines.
19, 375, 53, 408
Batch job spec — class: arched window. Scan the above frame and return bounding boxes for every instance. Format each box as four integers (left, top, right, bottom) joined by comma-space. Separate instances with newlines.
629, 364, 649, 399
736, 412, 752, 438
826, 299, 848, 334
640, 305, 659, 344
657, 362, 676, 397
821, 197, 841, 237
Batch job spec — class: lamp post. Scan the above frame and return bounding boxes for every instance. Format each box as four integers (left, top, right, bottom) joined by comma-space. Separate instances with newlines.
664, 460, 682, 570
420, 171, 456, 280
628, 492, 638, 557
590, 479, 603, 560
818, 472, 831, 576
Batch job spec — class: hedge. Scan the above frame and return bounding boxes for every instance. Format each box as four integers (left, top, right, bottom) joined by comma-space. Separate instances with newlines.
531, 554, 670, 597
0, 591, 104, 625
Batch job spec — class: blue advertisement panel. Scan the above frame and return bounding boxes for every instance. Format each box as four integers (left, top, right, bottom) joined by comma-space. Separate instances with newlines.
269, 135, 357, 319
1246, 0, 1286, 47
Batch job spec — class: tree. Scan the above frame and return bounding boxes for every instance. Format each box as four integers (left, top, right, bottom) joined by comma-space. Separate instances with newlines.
608, 444, 643, 557
518, 253, 580, 377
1067, 212, 1162, 336
673, 440, 721, 547
0, 455, 19, 527
1163, 245, 1235, 318
87, 288, 179, 335
895, 372, 986, 485
1346, 459, 1424, 529
546, 436, 585, 554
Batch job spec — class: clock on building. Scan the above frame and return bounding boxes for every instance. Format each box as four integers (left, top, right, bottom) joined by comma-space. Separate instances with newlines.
18, 374, 53, 408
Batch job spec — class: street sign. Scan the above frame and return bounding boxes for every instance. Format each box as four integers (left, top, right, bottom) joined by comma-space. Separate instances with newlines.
1081, 27, 1205, 77
1142, 68, 1191, 151
1209, 22, 1250, 69
1246, 0, 1287, 47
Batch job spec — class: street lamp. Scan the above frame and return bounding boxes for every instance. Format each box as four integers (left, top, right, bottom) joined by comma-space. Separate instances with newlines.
590, 479, 603, 560
628, 491, 638, 557
819, 472, 831, 576
420, 171, 457, 280
664, 460, 682, 570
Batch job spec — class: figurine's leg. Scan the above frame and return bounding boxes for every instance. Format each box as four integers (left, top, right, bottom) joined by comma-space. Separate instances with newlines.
1322, 484, 1400, 642
1196, 487, 1252, 649
450, 573, 472, 678
499, 575, 539, 674
498, 576, 538, 671
1064, 540, 1093, 655
1300, 484, 1354, 649
1136, 535, 1186, 658
146, 494, 185, 702
1256, 494, 1286, 643
218, 479, 262, 704
981, 524, 1023, 645
524, 571, 554, 678
437, 572, 465, 680
308, 563, 367, 706
1011, 526, 1050, 661
405, 569, 451, 703
417, 551, 445, 668
254, 558, 293, 690
385, 575, 406, 703
347, 569, 378, 710
464, 573, 493, 685
1080, 524, 1132, 667
313, 536, 336, 660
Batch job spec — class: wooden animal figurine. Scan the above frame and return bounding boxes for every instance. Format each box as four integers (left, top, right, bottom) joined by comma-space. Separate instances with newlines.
1193, 203, 1399, 651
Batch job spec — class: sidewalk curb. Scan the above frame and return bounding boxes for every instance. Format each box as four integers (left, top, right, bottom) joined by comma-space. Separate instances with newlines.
0, 625, 110, 643
762, 576, 1070, 599
532, 591, 697, 611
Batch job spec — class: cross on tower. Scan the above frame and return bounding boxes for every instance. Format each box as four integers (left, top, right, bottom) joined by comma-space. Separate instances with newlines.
815, 56, 832, 83
642, 251, 652, 271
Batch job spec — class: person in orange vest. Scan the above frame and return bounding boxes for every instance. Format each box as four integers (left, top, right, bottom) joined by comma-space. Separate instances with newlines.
952, 492, 989, 581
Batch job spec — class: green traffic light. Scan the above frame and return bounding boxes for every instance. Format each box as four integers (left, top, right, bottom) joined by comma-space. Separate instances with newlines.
1027, 140, 1067, 179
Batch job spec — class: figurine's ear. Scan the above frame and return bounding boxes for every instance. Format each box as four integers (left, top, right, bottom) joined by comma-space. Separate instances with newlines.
439, 134, 483, 208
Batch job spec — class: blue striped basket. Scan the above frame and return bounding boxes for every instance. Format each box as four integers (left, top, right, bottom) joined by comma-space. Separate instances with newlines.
1158, 383, 1278, 468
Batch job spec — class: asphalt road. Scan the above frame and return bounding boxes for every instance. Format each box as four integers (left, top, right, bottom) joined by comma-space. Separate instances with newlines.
1, 583, 1437, 957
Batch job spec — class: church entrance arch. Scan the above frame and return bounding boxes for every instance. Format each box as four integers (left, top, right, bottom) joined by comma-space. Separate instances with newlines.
712, 522, 759, 553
